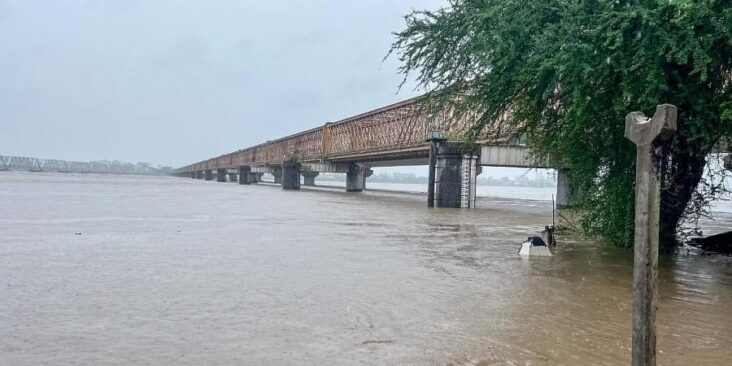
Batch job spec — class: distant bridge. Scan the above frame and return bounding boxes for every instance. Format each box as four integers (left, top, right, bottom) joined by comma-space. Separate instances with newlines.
173, 94, 572, 208
0, 155, 161, 175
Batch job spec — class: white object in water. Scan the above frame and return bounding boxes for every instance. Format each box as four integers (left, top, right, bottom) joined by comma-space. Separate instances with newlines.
519, 237, 552, 257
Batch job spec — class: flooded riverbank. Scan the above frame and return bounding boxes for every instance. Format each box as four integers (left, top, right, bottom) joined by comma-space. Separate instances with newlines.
1, 172, 730, 365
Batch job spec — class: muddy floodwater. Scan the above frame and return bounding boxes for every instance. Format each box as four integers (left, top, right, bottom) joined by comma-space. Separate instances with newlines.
1, 173, 731, 365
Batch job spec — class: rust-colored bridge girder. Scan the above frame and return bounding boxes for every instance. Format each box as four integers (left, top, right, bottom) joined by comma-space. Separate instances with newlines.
176, 95, 516, 173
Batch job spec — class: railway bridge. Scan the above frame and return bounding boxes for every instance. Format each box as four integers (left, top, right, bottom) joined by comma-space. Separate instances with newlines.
173, 95, 574, 208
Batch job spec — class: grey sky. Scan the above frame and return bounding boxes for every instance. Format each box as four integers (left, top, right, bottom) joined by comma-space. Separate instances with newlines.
1, 0, 449, 167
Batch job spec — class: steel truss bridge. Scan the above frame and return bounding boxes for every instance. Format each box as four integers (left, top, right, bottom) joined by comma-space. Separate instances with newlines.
174, 94, 539, 175
0, 155, 160, 175
172, 93, 559, 208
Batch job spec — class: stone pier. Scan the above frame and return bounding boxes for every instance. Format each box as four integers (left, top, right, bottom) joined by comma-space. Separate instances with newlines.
204, 169, 213, 181
301, 171, 319, 186
556, 168, 575, 209
196, 170, 203, 179
227, 172, 237, 182
346, 163, 367, 192
216, 169, 226, 182
281, 162, 300, 190
190, 172, 196, 179
433, 142, 479, 208
238, 166, 251, 185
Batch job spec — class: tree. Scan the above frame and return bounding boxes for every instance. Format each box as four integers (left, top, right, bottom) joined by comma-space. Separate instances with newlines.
390, 0, 732, 251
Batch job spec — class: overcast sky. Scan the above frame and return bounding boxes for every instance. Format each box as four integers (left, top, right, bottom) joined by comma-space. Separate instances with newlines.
0, 0, 449, 167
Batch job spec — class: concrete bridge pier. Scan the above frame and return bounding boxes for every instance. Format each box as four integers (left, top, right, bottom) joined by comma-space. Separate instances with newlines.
433, 142, 479, 208
216, 169, 226, 182
238, 166, 251, 185
190, 172, 196, 179
346, 163, 371, 192
205, 170, 213, 181
228, 172, 237, 182
281, 162, 300, 190
195, 171, 203, 179
556, 168, 575, 209
301, 171, 319, 186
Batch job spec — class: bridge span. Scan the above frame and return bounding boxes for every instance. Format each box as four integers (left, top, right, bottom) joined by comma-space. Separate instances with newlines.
173, 94, 573, 208
1, 155, 161, 175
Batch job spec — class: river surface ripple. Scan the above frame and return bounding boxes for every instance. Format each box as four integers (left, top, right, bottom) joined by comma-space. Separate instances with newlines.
1, 173, 730, 365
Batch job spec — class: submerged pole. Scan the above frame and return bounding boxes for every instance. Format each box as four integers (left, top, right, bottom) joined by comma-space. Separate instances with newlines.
624, 104, 677, 366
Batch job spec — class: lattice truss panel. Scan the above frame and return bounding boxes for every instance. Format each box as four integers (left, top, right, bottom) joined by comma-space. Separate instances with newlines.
181, 97, 516, 172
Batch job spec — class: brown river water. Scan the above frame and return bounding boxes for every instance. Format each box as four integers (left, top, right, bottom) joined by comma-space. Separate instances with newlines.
1, 172, 730, 365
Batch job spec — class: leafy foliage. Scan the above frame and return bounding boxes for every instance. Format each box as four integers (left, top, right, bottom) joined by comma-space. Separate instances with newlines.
390, 0, 732, 250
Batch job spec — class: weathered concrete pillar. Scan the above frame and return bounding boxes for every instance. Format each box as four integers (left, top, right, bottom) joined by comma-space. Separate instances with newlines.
301, 171, 319, 186
556, 168, 575, 209
281, 161, 300, 190
271, 167, 283, 184
433, 141, 479, 208
216, 168, 226, 182
204, 169, 213, 181
228, 172, 237, 182
238, 166, 251, 185
346, 163, 366, 192
196, 170, 203, 179
625, 104, 677, 366
190, 172, 196, 179
248, 172, 262, 184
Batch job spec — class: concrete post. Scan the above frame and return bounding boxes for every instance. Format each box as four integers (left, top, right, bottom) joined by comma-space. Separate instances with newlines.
216, 168, 226, 182
196, 171, 203, 179
301, 171, 319, 186
556, 168, 575, 209
238, 166, 251, 185
190, 172, 196, 179
434, 142, 479, 208
281, 161, 300, 190
346, 163, 366, 192
625, 104, 677, 366
204, 169, 213, 181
